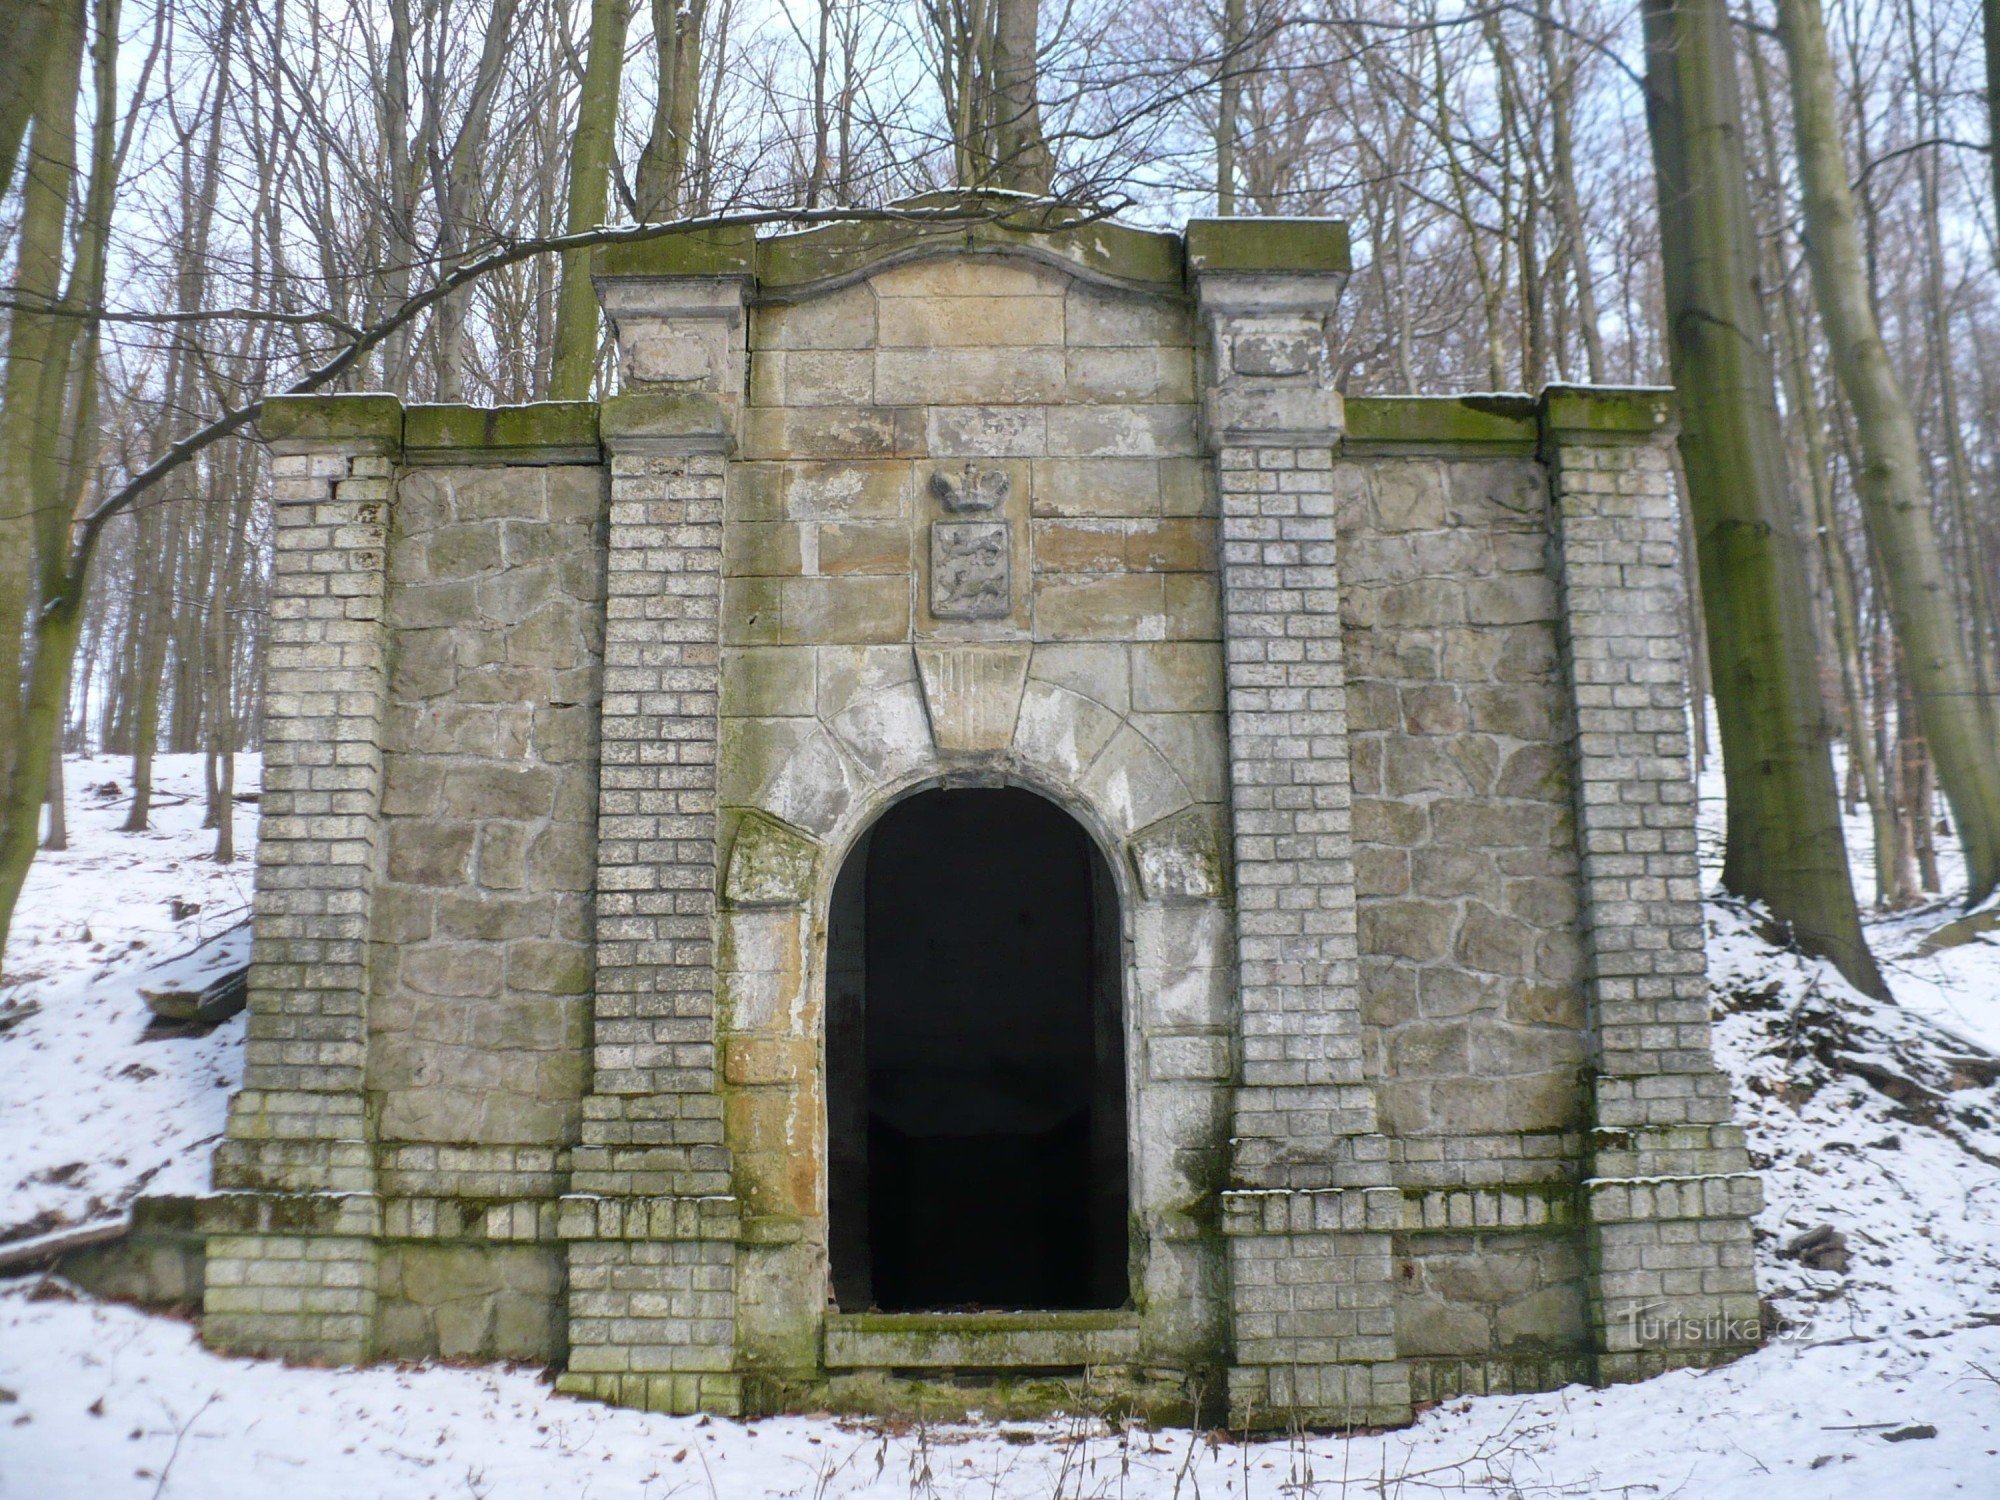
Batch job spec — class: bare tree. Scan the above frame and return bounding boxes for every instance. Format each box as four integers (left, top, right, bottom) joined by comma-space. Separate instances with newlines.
0, 0, 64, 203
1641, 0, 1882, 992
927, 0, 1054, 190
7, 0, 1998, 983
1779, 0, 2000, 906
550, 0, 632, 397
637, 0, 706, 216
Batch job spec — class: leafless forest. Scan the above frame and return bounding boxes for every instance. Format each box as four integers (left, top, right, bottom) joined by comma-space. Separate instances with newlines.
2, 0, 1997, 982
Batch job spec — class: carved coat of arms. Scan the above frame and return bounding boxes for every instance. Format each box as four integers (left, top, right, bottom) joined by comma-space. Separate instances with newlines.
928, 462, 1012, 620
931, 521, 1010, 618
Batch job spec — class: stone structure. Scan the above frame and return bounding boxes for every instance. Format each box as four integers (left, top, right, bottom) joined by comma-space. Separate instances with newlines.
162, 202, 1761, 1428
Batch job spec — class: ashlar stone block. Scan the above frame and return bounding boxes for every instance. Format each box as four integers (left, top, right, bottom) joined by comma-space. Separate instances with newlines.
915, 643, 1032, 751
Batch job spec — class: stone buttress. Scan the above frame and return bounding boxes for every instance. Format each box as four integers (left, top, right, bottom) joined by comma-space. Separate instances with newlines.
158, 200, 1759, 1427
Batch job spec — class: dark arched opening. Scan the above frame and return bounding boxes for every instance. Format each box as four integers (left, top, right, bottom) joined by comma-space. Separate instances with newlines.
826, 787, 1128, 1312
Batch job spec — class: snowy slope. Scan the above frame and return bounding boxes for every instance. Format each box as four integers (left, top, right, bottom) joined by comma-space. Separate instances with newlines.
0, 755, 257, 1244
1, 748, 1998, 1497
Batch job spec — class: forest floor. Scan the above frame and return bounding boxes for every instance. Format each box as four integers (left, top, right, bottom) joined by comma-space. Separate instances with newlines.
1, 750, 1998, 1497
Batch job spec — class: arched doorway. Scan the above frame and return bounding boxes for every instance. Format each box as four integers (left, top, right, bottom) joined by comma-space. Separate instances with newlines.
826, 787, 1128, 1312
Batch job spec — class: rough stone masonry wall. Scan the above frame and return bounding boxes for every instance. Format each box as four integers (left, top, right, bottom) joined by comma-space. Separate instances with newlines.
1336, 438, 1591, 1401
373, 460, 604, 1175
364, 454, 606, 1361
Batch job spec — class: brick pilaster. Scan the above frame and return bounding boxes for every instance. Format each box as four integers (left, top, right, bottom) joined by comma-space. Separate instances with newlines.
1193, 223, 1410, 1428
568, 394, 734, 1198
559, 255, 751, 1413
1540, 386, 1761, 1380
205, 394, 401, 1361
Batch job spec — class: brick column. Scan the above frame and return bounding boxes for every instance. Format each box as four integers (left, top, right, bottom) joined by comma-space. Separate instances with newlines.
1539, 386, 1761, 1381
559, 248, 751, 1415
1192, 222, 1409, 1428
568, 393, 734, 1201
205, 393, 400, 1361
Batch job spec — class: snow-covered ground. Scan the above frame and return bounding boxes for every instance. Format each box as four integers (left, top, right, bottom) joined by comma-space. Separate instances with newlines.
1, 745, 1997, 1498
1819, 768, 2000, 1057
0, 755, 257, 1244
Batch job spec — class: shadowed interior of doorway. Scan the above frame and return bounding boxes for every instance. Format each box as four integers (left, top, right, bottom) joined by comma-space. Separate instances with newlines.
826, 788, 1128, 1312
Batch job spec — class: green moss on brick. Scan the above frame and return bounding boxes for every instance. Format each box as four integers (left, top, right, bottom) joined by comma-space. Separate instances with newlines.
598, 389, 732, 444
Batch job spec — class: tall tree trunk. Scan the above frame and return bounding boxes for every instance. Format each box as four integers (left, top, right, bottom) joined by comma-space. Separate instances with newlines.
687, 0, 731, 214
42, 717, 66, 852
1428, 27, 1506, 389
69, 614, 95, 753
214, 746, 236, 863
375, 0, 419, 392
811, 0, 835, 206
1902, 0, 1998, 701
988, 0, 1051, 192
1678, 461, 1711, 776
1536, 0, 1604, 381
1482, 12, 1544, 388
1639, 0, 1882, 993
834, 9, 857, 201
178, 474, 220, 757
1778, 0, 2000, 908
204, 423, 252, 862
1985, 0, 2000, 269
1906, 679, 1942, 893
1874, 606, 1921, 902
0, 0, 87, 972
121, 508, 177, 832
1215, 0, 1244, 214
1742, 27, 1902, 903
434, 0, 524, 402
0, 592, 86, 960
549, 0, 631, 399
637, 0, 704, 218
0, 0, 85, 809
1802, 411, 1902, 901
0, 0, 61, 202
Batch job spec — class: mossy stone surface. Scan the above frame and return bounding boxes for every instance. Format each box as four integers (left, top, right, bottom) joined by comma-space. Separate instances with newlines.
402, 402, 600, 462
1538, 384, 1677, 441
593, 222, 758, 280
1184, 217, 1352, 276
259, 392, 404, 448
599, 389, 733, 444
756, 202, 1183, 294
794, 1366, 1214, 1425
1344, 395, 1540, 452
589, 200, 1372, 300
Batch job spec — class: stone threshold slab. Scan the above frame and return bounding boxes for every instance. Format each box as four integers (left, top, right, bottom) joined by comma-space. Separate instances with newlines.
824, 1310, 1141, 1370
